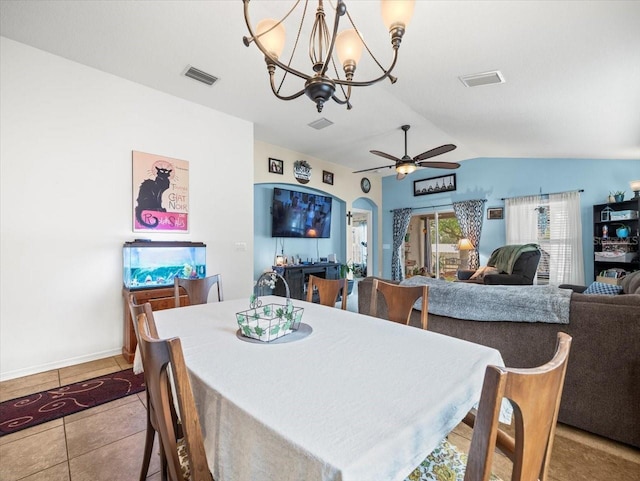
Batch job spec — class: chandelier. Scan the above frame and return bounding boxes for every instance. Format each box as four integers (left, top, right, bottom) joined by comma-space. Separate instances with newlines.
242, 0, 415, 112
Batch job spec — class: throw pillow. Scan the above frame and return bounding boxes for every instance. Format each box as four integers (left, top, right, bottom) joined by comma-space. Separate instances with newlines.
620, 270, 640, 294
583, 281, 623, 296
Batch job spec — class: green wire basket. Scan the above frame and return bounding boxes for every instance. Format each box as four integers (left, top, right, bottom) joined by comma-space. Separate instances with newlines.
236, 271, 304, 342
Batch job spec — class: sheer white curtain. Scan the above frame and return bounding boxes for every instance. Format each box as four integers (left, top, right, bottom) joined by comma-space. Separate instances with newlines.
547, 191, 584, 285
505, 195, 539, 244
505, 191, 584, 285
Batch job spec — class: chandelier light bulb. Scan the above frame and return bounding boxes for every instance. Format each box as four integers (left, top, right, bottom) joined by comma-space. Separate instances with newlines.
336, 29, 364, 67
256, 18, 286, 59
381, 0, 416, 31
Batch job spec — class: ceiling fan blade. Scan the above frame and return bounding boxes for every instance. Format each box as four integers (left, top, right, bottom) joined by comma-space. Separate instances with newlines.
396, 172, 406, 181
370, 150, 402, 163
414, 144, 457, 161
352, 164, 394, 174
416, 160, 461, 169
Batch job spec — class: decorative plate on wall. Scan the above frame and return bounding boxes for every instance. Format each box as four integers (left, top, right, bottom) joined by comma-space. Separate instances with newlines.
360, 177, 371, 193
293, 160, 311, 184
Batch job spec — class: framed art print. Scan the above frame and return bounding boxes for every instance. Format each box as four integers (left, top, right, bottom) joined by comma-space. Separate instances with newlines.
487, 207, 504, 220
269, 158, 284, 174
323, 170, 334, 185
413, 174, 456, 196
132, 151, 189, 232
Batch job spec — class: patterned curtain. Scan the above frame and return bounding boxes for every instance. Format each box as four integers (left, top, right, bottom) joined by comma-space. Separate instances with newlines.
391, 208, 413, 281
453, 200, 487, 270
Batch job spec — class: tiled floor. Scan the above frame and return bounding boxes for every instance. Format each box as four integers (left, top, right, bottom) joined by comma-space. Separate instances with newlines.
1, 355, 639, 481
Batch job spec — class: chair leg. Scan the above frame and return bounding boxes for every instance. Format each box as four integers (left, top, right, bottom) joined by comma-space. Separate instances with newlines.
139, 412, 155, 481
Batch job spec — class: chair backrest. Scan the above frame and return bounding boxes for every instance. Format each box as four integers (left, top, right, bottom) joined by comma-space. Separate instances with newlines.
369, 279, 428, 330
174, 274, 223, 308
511, 250, 542, 284
306, 275, 348, 310
464, 332, 572, 481
128, 294, 159, 340
136, 309, 213, 481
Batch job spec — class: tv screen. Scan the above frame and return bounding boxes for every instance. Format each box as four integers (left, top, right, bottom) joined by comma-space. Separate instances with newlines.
272, 187, 332, 238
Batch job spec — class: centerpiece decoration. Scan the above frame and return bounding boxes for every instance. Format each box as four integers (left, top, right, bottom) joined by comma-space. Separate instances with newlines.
236, 271, 304, 342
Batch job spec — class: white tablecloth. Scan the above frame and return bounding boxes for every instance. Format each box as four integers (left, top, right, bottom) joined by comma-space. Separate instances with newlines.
149, 296, 507, 481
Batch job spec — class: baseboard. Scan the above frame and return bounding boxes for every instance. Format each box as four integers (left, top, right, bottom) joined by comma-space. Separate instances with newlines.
0, 348, 123, 382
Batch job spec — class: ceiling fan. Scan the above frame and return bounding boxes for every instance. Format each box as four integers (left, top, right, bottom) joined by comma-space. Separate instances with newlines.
353, 125, 459, 180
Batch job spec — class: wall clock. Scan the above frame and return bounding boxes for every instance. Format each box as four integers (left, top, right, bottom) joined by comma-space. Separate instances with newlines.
360, 177, 371, 193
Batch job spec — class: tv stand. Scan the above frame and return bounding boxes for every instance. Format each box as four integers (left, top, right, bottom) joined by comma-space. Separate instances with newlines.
273, 263, 340, 300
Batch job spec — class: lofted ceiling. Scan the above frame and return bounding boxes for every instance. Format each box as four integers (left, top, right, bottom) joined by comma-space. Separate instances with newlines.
1, 0, 639, 176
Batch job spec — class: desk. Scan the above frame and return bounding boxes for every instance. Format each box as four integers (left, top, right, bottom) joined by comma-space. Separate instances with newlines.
151, 296, 506, 481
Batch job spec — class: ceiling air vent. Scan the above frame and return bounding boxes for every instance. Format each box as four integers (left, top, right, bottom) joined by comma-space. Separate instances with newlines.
308, 118, 334, 130
183, 66, 218, 86
459, 70, 505, 88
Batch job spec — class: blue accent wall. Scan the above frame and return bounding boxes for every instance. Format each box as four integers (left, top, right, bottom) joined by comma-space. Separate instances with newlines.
381, 158, 640, 281
254, 183, 346, 281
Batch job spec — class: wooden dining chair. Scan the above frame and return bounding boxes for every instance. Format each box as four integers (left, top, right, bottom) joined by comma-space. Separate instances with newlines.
127, 296, 164, 481
406, 332, 572, 481
306, 275, 348, 310
136, 310, 213, 481
369, 279, 428, 330
174, 274, 223, 308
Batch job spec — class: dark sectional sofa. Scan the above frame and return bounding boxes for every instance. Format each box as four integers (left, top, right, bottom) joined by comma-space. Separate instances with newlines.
357, 275, 640, 448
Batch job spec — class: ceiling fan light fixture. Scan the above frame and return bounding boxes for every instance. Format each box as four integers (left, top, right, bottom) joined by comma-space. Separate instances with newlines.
396, 163, 417, 175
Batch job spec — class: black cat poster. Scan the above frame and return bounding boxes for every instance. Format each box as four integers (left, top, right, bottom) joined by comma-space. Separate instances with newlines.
132, 151, 189, 232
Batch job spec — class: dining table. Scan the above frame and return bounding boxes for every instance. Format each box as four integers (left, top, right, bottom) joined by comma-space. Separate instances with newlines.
143, 295, 510, 481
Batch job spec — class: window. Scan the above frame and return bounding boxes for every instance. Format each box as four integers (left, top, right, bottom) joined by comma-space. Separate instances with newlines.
506, 192, 584, 285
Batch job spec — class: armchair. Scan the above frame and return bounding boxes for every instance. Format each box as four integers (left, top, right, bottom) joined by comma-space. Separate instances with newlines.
458, 245, 541, 285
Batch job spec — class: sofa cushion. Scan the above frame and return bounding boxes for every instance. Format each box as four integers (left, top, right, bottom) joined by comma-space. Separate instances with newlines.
583, 281, 623, 295
620, 270, 640, 294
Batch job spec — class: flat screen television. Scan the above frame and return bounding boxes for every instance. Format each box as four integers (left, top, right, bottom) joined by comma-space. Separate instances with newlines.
272, 187, 332, 238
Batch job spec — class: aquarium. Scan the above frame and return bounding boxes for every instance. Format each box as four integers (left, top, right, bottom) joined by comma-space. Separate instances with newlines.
123, 241, 206, 289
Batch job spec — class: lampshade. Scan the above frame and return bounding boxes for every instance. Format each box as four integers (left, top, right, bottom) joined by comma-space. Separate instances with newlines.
458, 238, 475, 250
381, 0, 416, 30
396, 163, 417, 175
336, 29, 364, 66
630, 180, 640, 197
256, 18, 286, 59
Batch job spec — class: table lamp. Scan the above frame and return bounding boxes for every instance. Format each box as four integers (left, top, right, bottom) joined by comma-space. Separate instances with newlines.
630, 180, 640, 198
458, 238, 475, 270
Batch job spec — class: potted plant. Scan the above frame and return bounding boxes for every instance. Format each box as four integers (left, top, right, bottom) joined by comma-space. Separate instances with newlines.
339, 261, 355, 297
611, 190, 625, 202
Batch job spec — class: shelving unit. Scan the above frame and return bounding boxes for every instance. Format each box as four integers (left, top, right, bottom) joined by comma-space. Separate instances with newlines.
592, 198, 640, 280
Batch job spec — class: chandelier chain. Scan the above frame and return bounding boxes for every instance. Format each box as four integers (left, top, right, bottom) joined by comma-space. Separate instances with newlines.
277, 0, 309, 95
344, 9, 387, 74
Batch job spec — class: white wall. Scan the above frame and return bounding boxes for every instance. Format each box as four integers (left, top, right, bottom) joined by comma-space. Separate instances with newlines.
0, 38, 254, 380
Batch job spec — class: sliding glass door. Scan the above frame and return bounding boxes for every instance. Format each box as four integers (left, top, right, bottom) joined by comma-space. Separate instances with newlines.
404, 211, 462, 280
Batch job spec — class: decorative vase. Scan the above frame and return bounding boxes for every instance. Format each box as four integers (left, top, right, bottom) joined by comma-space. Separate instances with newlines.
614, 194, 624, 202
608, 195, 615, 203
616, 226, 629, 238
